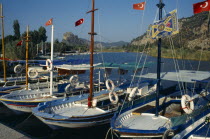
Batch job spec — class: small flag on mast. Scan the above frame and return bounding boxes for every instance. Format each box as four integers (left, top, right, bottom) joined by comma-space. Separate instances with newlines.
75, 18, 84, 26
45, 18, 53, 26
16, 40, 23, 46
133, 2, 146, 10
193, 0, 210, 14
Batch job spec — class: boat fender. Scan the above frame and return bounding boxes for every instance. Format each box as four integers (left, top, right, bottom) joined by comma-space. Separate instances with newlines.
69, 75, 79, 85
46, 59, 53, 71
14, 64, 23, 73
162, 129, 174, 139
109, 91, 119, 104
92, 99, 97, 107
181, 95, 194, 114
106, 79, 115, 91
128, 87, 138, 101
28, 68, 39, 78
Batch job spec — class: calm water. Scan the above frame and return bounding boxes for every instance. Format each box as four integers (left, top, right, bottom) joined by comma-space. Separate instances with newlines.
0, 52, 210, 139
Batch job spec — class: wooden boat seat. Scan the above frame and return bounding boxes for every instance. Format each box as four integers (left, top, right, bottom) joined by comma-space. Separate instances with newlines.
162, 111, 181, 118
132, 105, 155, 115
25, 96, 54, 100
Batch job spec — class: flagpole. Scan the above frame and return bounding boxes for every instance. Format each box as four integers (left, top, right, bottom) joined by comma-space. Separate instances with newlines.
155, 0, 165, 117
25, 26, 30, 90
0, 4, 6, 82
50, 24, 54, 95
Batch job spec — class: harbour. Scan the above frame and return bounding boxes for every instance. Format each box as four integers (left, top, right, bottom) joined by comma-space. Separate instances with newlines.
1, 0, 210, 138
0, 52, 210, 138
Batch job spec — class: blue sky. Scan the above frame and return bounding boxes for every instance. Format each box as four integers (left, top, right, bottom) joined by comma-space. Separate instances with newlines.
1, 0, 204, 43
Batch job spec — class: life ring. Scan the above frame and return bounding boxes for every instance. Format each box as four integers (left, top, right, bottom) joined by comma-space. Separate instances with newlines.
14, 64, 23, 73
109, 91, 119, 104
69, 75, 79, 85
128, 87, 138, 101
28, 68, 39, 78
106, 79, 115, 91
46, 59, 53, 70
181, 95, 194, 114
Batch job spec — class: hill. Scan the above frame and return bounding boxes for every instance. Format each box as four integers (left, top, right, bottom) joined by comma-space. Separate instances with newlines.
131, 12, 210, 50
62, 32, 128, 48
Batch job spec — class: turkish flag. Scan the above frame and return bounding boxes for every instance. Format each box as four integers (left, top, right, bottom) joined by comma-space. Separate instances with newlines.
45, 18, 53, 26
193, 0, 210, 14
75, 18, 84, 26
133, 2, 146, 10
16, 40, 23, 46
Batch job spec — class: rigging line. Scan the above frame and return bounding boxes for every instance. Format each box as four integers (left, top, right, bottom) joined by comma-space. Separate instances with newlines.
75, 0, 91, 40
192, 26, 206, 95
130, 40, 148, 87
170, 36, 187, 95
168, 36, 183, 94
154, 8, 159, 23
168, 36, 184, 95
137, 47, 149, 85
163, 8, 167, 17
105, 128, 111, 139
96, 10, 108, 81
135, 0, 147, 68
169, 36, 186, 94
205, 122, 210, 139
118, 41, 149, 115
17, 113, 33, 126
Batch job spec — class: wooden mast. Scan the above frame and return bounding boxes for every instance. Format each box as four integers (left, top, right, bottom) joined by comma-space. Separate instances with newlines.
87, 0, 98, 108
0, 4, 6, 82
25, 26, 30, 90
155, 0, 165, 117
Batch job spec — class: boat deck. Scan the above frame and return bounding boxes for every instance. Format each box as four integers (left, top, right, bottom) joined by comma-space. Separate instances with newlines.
121, 113, 169, 130
118, 97, 179, 130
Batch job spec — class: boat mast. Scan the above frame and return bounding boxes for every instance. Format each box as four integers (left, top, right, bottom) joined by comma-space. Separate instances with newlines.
87, 0, 97, 108
0, 4, 6, 82
50, 24, 54, 95
155, 0, 165, 117
25, 26, 30, 90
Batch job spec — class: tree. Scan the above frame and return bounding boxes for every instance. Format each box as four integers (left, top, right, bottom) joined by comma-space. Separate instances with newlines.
13, 20, 20, 39
38, 26, 47, 42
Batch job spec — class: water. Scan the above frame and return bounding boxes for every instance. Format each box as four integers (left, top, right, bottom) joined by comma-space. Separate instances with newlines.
0, 52, 210, 139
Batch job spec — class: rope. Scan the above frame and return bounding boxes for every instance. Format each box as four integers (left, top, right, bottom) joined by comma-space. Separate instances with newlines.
94, 8, 110, 82
17, 113, 33, 126
105, 128, 111, 139
168, 36, 185, 95
205, 119, 210, 139
137, 47, 149, 85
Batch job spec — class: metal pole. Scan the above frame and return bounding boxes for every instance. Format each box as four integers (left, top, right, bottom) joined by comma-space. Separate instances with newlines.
1, 4, 6, 82
25, 26, 29, 90
155, 0, 165, 117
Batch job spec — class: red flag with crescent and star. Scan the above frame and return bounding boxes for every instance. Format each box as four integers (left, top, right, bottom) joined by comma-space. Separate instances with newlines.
75, 18, 84, 27
45, 18, 53, 26
16, 40, 23, 46
133, 2, 146, 10
193, 0, 210, 14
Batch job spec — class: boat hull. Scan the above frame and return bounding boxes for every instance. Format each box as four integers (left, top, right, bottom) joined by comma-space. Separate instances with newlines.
36, 114, 113, 129
1, 100, 44, 113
